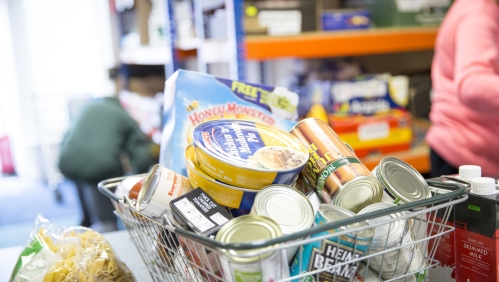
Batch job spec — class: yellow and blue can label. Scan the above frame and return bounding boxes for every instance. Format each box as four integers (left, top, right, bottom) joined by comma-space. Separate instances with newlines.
185, 144, 257, 210
192, 119, 309, 190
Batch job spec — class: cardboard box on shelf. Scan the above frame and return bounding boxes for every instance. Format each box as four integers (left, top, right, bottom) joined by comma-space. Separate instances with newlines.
321, 9, 371, 31
327, 74, 409, 116
366, 0, 452, 27
135, 0, 152, 45
328, 109, 413, 158
244, 0, 318, 36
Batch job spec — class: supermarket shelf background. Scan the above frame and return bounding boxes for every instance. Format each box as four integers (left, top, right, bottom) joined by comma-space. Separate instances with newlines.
119, 27, 440, 65
245, 27, 439, 60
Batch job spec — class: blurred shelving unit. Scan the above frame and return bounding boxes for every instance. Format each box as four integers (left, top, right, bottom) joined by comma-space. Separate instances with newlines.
245, 26, 439, 59
361, 145, 430, 173
114, 0, 435, 173
246, 28, 436, 174
241, 27, 438, 174
169, 26, 439, 63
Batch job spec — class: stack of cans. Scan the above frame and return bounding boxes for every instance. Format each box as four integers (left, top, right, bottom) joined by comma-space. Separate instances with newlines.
186, 119, 309, 215
128, 117, 433, 282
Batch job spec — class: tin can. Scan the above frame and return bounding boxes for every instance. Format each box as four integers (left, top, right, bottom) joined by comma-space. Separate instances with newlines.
343, 141, 356, 155
358, 202, 426, 282
290, 204, 374, 282
331, 176, 384, 213
294, 174, 315, 196
185, 144, 258, 211
114, 175, 145, 200
290, 118, 382, 209
249, 185, 315, 264
315, 204, 374, 252
353, 263, 381, 282
192, 119, 309, 190
112, 176, 148, 223
294, 175, 323, 216
136, 164, 192, 218
372, 157, 430, 206
215, 214, 289, 282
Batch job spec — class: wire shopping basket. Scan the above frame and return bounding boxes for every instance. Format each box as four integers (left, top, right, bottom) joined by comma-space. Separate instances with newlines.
99, 177, 467, 282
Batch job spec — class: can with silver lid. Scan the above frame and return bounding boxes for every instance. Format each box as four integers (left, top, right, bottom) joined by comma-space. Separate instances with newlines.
215, 215, 289, 282
136, 164, 192, 219
250, 185, 315, 264
315, 205, 374, 252
331, 175, 384, 213
358, 202, 426, 282
290, 204, 374, 282
294, 175, 323, 216
290, 118, 382, 211
372, 157, 430, 207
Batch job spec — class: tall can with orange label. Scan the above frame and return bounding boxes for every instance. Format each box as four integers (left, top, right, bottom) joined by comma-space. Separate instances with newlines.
290, 118, 383, 212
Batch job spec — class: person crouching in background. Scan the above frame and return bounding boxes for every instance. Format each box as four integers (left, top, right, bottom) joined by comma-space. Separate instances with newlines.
58, 65, 162, 232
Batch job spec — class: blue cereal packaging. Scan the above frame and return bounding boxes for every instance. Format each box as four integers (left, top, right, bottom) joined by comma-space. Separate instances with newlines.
160, 70, 299, 175
328, 74, 409, 116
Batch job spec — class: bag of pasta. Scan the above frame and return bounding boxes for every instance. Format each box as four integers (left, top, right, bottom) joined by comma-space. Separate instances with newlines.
10, 215, 135, 282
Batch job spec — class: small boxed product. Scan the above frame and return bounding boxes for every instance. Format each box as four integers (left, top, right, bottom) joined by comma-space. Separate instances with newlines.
170, 188, 233, 236
322, 9, 371, 31
427, 167, 481, 281
328, 109, 413, 158
365, 0, 452, 27
327, 74, 409, 116
452, 177, 499, 282
244, 0, 318, 35
170, 188, 232, 281
160, 69, 299, 176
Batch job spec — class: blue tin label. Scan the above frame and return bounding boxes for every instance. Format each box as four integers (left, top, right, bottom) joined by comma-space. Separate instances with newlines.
290, 208, 372, 282
193, 119, 308, 171
192, 119, 309, 189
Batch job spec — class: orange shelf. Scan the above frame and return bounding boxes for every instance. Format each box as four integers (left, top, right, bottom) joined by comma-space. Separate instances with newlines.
360, 144, 430, 174
245, 27, 439, 60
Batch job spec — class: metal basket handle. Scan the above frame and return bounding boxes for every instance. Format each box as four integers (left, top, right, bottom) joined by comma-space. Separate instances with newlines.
98, 177, 467, 251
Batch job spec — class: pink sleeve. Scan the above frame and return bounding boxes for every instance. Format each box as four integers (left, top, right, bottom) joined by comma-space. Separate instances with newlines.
454, 11, 499, 114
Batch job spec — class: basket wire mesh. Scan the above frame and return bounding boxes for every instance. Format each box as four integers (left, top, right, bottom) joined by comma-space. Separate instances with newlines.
99, 177, 467, 282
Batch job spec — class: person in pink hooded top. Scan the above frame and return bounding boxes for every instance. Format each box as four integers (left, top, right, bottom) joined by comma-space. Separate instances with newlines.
427, 0, 499, 177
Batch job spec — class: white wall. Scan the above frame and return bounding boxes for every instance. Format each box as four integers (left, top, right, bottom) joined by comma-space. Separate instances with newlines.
4, 0, 116, 180
0, 0, 24, 176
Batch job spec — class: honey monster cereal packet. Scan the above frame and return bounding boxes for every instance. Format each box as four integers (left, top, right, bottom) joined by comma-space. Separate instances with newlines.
160, 70, 299, 175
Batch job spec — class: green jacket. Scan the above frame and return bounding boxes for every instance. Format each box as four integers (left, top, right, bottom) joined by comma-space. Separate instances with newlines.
58, 97, 154, 183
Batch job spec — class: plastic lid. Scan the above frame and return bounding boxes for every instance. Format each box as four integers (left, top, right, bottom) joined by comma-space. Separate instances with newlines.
470, 177, 497, 195
459, 165, 481, 180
